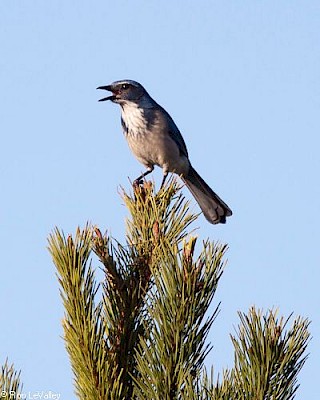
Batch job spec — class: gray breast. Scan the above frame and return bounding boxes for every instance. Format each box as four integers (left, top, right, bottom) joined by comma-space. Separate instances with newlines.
120, 102, 189, 175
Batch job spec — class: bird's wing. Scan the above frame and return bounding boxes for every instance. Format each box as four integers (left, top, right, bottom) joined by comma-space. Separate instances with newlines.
168, 123, 189, 158
156, 106, 189, 158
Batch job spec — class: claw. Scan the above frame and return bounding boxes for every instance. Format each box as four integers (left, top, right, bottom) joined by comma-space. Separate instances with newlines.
133, 178, 144, 188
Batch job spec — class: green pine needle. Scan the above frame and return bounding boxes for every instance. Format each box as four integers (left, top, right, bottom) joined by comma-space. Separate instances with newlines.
0, 360, 22, 400
47, 178, 310, 400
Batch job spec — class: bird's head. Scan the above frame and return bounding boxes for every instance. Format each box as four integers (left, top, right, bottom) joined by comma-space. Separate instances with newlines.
97, 80, 147, 105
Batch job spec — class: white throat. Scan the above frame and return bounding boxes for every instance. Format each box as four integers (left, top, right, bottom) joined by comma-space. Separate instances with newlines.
121, 102, 147, 135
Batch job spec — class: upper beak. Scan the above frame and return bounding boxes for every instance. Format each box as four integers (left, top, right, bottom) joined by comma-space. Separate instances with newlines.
96, 85, 115, 102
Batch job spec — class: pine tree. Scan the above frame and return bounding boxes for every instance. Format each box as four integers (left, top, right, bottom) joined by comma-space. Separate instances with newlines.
1, 178, 309, 399
46, 178, 310, 399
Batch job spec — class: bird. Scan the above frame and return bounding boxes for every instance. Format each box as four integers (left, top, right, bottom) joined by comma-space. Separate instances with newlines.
97, 79, 232, 224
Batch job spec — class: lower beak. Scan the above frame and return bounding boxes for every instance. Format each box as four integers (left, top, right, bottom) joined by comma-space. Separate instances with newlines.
97, 85, 115, 102
98, 95, 115, 102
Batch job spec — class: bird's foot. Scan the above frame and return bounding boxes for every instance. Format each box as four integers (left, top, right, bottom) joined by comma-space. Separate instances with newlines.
133, 178, 144, 188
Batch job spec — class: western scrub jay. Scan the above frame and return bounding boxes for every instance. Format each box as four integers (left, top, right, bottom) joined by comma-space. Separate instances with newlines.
97, 80, 232, 224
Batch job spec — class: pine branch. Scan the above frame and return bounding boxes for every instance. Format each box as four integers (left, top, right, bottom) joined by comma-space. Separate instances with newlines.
48, 226, 124, 399
92, 178, 201, 399
210, 307, 310, 400
0, 360, 22, 400
123, 178, 197, 257
232, 308, 310, 400
130, 180, 228, 399
92, 229, 152, 399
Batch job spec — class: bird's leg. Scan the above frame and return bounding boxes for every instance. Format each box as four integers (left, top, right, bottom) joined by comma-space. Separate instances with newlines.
160, 172, 168, 189
133, 167, 153, 186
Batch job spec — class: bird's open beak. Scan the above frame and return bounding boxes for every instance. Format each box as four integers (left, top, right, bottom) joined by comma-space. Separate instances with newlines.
97, 85, 116, 102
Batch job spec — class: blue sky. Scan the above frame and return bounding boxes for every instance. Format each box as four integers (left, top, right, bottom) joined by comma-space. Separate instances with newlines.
1, 1, 319, 398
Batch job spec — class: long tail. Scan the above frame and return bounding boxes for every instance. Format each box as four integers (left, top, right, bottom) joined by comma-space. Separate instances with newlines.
182, 166, 232, 224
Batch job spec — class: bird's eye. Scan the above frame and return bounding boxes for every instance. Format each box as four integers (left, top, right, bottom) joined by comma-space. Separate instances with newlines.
122, 83, 129, 90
